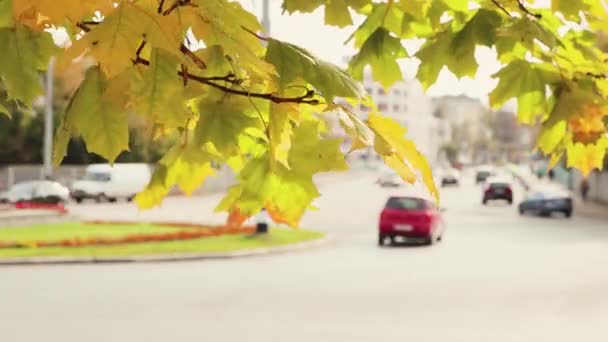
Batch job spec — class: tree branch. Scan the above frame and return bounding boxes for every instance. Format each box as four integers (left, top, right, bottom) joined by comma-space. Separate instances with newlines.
179, 44, 207, 70
162, 0, 196, 16
490, 0, 512, 17
157, 0, 165, 14
517, 0, 542, 19
132, 57, 319, 104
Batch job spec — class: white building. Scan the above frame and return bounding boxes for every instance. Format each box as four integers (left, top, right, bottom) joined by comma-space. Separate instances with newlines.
353, 72, 440, 166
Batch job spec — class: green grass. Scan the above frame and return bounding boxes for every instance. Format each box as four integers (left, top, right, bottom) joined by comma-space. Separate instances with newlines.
0, 222, 324, 259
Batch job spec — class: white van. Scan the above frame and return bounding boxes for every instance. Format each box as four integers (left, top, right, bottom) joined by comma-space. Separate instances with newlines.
70, 163, 151, 203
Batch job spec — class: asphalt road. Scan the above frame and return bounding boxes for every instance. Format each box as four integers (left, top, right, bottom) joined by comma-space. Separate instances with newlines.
2, 168, 608, 342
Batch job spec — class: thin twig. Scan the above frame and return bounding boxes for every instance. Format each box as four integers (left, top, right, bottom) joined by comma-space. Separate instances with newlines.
517, 0, 542, 19
76, 22, 91, 32
181, 64, 189, 86
179, 44, 207, 70
162, 0, 196, 16
157, 0, 165, 14
490, 0, 512, 17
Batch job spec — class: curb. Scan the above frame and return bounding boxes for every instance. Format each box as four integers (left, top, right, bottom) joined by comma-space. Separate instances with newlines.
0, 235, 335, 266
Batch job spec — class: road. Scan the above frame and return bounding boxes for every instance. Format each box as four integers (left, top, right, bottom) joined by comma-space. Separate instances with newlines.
2, 168, 608, 341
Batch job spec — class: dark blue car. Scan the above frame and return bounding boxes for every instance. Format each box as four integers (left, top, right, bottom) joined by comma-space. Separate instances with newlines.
518, 187, 573, 218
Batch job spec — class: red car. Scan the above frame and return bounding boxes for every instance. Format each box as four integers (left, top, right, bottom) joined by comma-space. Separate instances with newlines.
378, 196, 446, 246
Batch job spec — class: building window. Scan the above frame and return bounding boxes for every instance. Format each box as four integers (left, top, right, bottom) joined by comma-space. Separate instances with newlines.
393, 89, 400, 95
378, 88, 385, 95
393, 104, 400, 112
378, 103, 388, 111
359, 104, 369, 112
365, 87, 372, 94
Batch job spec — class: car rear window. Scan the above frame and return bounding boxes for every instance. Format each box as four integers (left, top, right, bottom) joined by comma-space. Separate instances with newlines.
385, 197, 427, 210
490, 182, 510, 188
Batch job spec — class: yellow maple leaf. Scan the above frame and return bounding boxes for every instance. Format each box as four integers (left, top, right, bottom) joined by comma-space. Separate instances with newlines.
13, 0, 115, 29
566, 137, 608, 177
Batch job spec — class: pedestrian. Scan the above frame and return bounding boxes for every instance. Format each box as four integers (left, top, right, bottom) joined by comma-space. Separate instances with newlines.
581, 179, 590, 202
255, 207, 270, 234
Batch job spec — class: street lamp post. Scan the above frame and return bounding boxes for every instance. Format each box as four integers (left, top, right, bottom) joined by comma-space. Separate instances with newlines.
261, 0, 270, 34
42, 57, 55, 179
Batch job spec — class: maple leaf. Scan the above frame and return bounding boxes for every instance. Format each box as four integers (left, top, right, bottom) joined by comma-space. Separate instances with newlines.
368, 113, 439, 202
0, 24, 55, 104
53, 67, 129, 164
0, 102, 10, 118
130, 48, 194, 129
136, 145, 215, 209
193, 90, 265, 159
348, 27, 408, 89
490, 60, 560, 124
265, 38, 363, 101
566, 137, 608, 177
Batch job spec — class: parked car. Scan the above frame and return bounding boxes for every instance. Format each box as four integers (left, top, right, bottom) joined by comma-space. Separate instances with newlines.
475, 168, 494, 184
482, 178, 513, 205
70, 163, 151, 203
0, 180, 69, 204
376, 172, 402, 187
440, 169, 460, 187
518, 187, 573, 218
378, 195, 446, 246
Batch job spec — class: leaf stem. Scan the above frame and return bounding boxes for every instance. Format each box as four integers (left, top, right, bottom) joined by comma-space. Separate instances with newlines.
241, 26, 269, 42
490, 0, 512, 17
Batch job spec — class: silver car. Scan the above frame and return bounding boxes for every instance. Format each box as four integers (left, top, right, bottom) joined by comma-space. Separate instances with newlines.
0, 181, 70, 204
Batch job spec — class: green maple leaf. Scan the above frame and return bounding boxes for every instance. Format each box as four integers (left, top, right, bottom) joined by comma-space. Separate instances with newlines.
265, 38, 363, 101
217, 154, 321, 227
451, 9, 502, 56
53, 67, 129, 164
0, 24, 54, 105
416, 31, 455, 89
348, 27, 408, 89
489, 60, 560, 124
325, 0, 353, 27
288, 119, 348, 176
0, 103, 10, 118
551, 0, 588, 22
281, 0, 324, 14
194, 90, 264, 158
131, 48, 192, 129
0, 0, 13, 28
347, 3, 404, 47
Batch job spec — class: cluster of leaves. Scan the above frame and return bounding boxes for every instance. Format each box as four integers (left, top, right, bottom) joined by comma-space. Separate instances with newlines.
0, 0, 607, 226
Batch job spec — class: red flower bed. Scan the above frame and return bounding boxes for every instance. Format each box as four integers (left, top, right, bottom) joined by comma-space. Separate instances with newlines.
0, 222, 256, 249
14, 202, 68, 214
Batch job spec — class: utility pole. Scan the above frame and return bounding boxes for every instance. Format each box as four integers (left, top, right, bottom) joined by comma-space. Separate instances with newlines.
261, 0, 270, 34
42, 57, 55, 179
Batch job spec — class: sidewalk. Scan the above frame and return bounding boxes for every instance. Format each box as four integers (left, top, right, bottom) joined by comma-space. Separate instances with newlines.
507, 164, 608, 220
